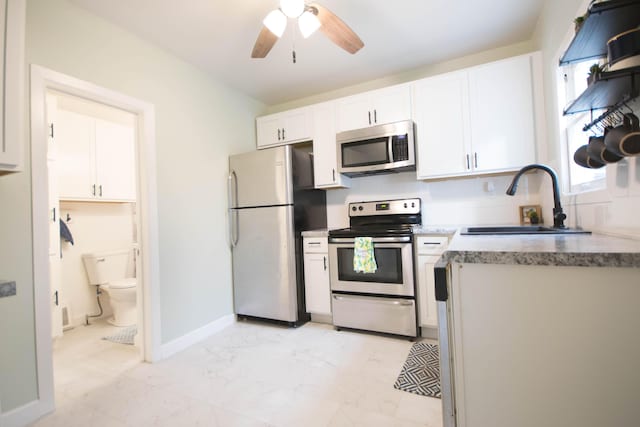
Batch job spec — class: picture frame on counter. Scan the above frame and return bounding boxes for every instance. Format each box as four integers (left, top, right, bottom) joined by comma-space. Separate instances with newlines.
519, 205, 542, 225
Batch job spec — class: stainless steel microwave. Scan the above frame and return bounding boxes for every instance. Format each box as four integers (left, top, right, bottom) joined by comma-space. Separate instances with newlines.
336, 120, 415, 176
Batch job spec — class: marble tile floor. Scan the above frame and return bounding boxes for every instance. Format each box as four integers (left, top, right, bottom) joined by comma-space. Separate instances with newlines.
32, 320, 442, 427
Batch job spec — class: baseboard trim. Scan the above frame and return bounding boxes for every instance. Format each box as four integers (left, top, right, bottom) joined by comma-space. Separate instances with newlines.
160, 314, 235, 360
1, 398, 53, 427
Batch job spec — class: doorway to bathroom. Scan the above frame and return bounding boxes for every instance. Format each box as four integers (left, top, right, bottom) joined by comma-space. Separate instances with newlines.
46, 90, 143, 401
30, 65, 162, 418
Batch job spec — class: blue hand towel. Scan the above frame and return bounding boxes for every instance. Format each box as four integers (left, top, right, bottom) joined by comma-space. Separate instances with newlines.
59, 219, 74, 245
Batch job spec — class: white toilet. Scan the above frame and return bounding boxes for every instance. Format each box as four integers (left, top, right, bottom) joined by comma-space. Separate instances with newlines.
82, 249, 137, 327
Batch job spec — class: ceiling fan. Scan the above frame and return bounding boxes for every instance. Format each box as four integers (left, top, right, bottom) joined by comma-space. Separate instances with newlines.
251, 0, 364, 60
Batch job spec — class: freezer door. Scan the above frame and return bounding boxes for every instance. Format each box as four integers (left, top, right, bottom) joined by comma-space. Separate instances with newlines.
229, 146, 293, 208
232, 205, 297, 322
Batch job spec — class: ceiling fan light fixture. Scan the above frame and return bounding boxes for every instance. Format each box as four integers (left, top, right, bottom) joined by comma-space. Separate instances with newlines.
263, 9, 287, 37
280, 0, 305, 18
298, 10, 321, 38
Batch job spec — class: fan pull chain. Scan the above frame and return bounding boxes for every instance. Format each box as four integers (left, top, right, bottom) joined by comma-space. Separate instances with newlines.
291, 22, 297, 64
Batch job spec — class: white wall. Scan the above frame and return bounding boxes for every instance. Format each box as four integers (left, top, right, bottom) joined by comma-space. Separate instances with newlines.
59, 201, 136, 326
0, 0, 264, 413
326, 171, 544, 228
533, 0, 640, 238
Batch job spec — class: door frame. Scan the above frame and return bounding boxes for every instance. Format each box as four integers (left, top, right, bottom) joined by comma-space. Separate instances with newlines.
29, 65, 162, 418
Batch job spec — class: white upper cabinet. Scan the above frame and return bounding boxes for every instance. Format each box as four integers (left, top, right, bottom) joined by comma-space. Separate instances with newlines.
336, 84, 411, 133
56, 110, 136, 202
414, 70, 471, 178
414, 53, 540, 180
468, 54, 537, 173
256, 106, 312, 149
0, 0, 25, 172
311, 102, 350, 189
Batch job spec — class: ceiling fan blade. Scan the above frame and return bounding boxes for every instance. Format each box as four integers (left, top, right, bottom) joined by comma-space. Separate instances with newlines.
309, 3, 364, 54
251, 26, 279, 58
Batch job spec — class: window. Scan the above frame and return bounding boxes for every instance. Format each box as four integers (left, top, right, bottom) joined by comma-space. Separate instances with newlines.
559, 60, 606, 193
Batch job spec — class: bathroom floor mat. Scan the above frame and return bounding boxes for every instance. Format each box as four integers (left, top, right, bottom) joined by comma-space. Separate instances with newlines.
102, 325, 137, 345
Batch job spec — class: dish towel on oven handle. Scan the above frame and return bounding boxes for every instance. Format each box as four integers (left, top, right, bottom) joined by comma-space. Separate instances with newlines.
353, 237, 377, 273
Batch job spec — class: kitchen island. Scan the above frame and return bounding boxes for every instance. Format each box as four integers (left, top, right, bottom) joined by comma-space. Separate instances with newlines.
437, 231, 640, 427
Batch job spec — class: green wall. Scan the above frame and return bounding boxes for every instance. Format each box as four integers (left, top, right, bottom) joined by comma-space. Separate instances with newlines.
0, 0, 264, 412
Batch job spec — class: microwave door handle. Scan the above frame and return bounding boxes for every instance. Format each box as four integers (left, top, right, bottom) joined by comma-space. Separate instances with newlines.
388, 136, 394, 162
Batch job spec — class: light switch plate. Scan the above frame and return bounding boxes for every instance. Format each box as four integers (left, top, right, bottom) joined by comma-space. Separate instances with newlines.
0, 280, 17, 298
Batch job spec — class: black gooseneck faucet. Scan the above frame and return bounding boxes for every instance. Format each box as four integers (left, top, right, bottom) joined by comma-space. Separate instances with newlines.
506, 164, 567, 229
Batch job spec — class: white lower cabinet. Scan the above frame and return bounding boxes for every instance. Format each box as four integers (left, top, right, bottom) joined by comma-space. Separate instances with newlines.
303, 236, 331, 315
415, 235, 449, 328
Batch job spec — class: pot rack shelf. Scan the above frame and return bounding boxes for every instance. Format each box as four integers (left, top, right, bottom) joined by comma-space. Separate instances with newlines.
560, 0, 640, 132
559, 0, 640, 66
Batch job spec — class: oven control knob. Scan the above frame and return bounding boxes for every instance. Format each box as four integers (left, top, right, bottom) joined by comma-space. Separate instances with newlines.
351, 206, 357, 212
404, 203, 407, 208
411, 202, 415, 207
358, 206, 363, 211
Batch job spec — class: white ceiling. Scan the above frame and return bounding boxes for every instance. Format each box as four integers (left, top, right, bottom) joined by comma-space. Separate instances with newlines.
69, 0, 545, 106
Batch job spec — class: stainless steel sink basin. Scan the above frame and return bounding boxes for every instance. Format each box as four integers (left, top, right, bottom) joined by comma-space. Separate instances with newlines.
461, 226, 591, 235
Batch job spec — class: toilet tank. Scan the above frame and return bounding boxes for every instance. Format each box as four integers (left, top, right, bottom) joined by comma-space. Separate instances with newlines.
82, 249, 131, 286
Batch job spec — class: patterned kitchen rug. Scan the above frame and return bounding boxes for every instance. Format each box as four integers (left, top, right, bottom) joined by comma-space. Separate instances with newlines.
102, 326, 137, 345
394, 342, 441, 398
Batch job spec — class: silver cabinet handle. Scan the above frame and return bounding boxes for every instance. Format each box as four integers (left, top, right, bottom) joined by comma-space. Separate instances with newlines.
99, 185, 103, 197
308, 242, 321, 245
282, 128, 285, 140
374, 109, 377, 123
474, 152, 478, 169
466, 154, 470, 170
52, 207, 56, 222
277, 128, 281, 140
332, 168, 336, 182
92, 184, 96, 196
323, 256, 327, 271
422, 242, 442, 246
368, 111, 371, 125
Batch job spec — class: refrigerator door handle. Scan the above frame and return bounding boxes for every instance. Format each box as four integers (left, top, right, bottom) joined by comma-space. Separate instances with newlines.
228, 171, 239, 248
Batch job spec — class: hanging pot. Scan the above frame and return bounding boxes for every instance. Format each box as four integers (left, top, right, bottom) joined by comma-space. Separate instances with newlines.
608, 28, 640, 71
574, 145, 605, 169
605, 112, 640, 156
587, 134, 623, 163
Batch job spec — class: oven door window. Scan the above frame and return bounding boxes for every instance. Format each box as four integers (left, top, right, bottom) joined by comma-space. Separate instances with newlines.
336, 247, 402, 283
341, 137, 390, 167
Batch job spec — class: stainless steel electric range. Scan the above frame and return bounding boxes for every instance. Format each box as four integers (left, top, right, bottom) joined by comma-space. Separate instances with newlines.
328, 198, 421, 338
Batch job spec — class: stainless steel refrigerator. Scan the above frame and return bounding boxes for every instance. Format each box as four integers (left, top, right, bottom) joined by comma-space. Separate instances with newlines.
228, 145, 326, 326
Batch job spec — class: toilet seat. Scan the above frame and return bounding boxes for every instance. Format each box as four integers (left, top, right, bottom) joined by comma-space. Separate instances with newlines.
102, 278, 136, 290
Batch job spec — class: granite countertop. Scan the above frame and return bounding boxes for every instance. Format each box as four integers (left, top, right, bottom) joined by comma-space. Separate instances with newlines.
443, 232, 640, 268
301, 229, 330, 237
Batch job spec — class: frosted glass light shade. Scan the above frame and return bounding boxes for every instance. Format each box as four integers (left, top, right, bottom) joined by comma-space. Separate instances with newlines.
280, 0, 304, 18
298, 11, 321, 38
263, 9, 287, 37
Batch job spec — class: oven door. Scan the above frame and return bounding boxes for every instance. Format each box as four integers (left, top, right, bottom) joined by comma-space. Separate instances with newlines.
328, 236, 414, 297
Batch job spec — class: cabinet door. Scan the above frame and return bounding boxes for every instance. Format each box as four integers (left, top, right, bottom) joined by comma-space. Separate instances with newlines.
336, 93, 371, 132
95, 119, 136, 201
312, 102, 350, 188
256, 114, 283, 149
413, 71, 471, 179
56, 110, 96, 199
304, 252, 331, 315
0, 0, 25, 172
281, 107, 311, 143
370, 84, 412, 126
468, 54, 536, 172
416, 255, 440, 328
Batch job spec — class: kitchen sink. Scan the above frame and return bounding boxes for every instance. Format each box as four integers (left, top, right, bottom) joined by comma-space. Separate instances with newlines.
461, 226, 591, 235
